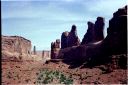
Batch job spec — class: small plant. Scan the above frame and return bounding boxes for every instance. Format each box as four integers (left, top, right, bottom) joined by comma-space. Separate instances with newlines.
36, 68, 73, 84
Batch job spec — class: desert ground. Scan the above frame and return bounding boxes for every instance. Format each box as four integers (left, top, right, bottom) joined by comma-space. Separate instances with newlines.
2, 59, 127, 84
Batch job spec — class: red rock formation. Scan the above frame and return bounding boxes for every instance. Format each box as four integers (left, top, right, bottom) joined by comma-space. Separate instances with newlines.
94, 17, 105, 41
61, 31, 69, 49
51, 42, 55, 59
42, 50, 50, 60
102, 5, 127, 55
67, 25, 80, 47
58, 6, 127, 67
33, 46, 36, 55
51, 39, 60, 59
81, 21, 95, 45
2, 36, 31, 54
55, 39, 60, 48
2, 36, 32, 61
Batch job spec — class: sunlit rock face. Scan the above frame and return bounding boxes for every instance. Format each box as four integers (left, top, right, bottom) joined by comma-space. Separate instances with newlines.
2, 36, 31, 54
2, 36, 32, 61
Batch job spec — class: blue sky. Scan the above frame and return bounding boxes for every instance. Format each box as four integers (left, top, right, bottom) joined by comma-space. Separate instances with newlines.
2, 0, 126, 51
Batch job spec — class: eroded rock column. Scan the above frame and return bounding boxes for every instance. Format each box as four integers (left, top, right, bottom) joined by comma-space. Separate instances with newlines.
67, 25, 80, 47
94, 17, 105, 41
61, 31, 69, 49
81, 21, 95, 45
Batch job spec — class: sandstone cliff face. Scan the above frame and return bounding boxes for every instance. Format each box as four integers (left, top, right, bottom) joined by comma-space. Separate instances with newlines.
102, 6, 127, 54
2, 36, 31, 54
58, 6, 127, 67
2, 36, 31, 60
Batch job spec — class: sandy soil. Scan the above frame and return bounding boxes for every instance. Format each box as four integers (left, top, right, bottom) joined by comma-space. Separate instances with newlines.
2, 60, 127, 84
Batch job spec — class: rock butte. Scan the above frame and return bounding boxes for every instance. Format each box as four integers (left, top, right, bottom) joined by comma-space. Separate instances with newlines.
51, 5, 127, 68
2, 36, 50, 61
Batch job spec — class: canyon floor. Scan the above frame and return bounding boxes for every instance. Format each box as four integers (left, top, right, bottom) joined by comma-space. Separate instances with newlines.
2, 59, 127, 84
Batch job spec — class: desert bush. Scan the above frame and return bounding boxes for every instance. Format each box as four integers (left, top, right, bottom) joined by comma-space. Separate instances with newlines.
36, 68, 73, 84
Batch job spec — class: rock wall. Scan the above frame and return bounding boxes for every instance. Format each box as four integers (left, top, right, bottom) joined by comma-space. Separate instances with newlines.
103, 5, 127, 54
2, 36, 32, 61
58, 6, 127, 67
2, 36, 31, 54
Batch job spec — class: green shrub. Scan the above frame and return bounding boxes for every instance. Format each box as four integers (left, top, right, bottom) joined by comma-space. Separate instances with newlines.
36, 68, 73, 84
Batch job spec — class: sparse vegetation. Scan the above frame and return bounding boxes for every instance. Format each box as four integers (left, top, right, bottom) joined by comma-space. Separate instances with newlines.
36, 68, 73, 84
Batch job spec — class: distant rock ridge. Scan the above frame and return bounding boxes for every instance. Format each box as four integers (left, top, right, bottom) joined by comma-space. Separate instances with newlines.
2, 35, 31, 54
2, 35, 31, 42
2, 35, 31, 61
2, 35, 50, 61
